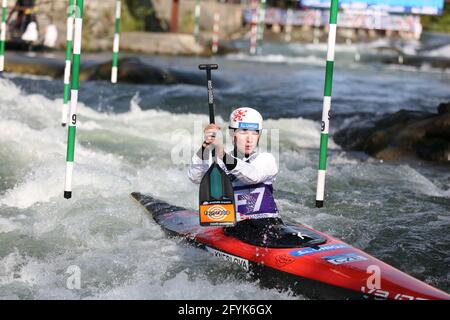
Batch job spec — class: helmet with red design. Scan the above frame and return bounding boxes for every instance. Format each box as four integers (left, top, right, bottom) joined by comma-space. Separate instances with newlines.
229, 107, 263, 131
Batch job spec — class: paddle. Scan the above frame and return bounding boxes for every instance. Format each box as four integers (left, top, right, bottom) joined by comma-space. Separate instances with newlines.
198, 64, 236, 227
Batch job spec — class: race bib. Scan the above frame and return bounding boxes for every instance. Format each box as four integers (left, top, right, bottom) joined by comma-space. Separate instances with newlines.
233, 183, 278, 218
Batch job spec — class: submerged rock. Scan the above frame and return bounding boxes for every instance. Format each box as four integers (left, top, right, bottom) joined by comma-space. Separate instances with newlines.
334, 105, 450, 163
438, 101, 450, 115
80, 57, 228, 87
81, 57, 173, 83
382, 55, 450, 70
3, 54, 64, 78
4, 55, 227, 87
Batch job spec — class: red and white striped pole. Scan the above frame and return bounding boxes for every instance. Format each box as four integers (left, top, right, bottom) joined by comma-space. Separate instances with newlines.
193, 0, 201, 42
313, 9, 321, 44
249, 0, 258, 55
285, 5, 294, 42
212, 12, 220, 54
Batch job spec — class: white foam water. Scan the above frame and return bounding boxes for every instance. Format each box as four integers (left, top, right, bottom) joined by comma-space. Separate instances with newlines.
0, 66, 448, 300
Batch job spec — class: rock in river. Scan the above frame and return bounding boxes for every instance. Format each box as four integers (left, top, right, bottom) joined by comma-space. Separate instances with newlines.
80, 57, 228, 87
334, 103, 450, 163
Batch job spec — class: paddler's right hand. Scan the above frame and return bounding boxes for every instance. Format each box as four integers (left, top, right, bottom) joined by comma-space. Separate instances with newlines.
202, 124, 221, 149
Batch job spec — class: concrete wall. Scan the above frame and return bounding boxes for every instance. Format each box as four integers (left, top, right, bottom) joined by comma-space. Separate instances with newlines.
151, 0, 244, 39
35, 0, 116, 50
120, 31, 204, 55
1, 0, 117, 50
8, 0, 243, 51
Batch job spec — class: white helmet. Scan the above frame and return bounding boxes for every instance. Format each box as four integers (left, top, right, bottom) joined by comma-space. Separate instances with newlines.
229, 107, 263, 131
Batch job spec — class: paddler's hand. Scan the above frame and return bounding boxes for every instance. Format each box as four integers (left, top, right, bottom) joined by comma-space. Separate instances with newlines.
202, 124, 221, 148
202, 124, 224, 158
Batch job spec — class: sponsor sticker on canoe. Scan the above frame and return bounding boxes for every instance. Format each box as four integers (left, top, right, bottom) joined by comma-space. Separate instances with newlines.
323, 253, 368, 265
275, 254, 296, 267
361, 287, 428, 300
289, 244, 350, 257
206, 247, 249, 271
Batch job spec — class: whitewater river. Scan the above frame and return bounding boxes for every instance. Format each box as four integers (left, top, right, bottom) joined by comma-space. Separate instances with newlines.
0, 41, 449, 299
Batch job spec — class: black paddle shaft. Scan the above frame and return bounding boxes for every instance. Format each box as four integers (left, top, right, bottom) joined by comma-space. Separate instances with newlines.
199, 64, 218, 124
199, 64, 219, 161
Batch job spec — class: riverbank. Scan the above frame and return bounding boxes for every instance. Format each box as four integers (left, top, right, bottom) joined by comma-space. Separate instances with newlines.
4, 0, 449, 56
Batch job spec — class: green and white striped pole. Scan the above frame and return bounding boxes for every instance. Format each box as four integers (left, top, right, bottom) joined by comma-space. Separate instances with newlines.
62, 0, 75, 126
316, 0, 338, 208
193, 0, 201, 42
0, 0, 7, 72
64, 0, 84, 199
111, 0, 121, 84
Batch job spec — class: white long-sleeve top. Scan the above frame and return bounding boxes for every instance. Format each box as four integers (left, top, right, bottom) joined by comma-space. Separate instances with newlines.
187, 152, 277, 184
187, 150, 280, 221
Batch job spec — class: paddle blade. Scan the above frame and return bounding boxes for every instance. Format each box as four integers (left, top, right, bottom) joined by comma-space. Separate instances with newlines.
199, 163, 236, 227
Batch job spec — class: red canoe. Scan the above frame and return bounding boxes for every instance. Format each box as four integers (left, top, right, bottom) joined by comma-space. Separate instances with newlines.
131, 192, 450, 300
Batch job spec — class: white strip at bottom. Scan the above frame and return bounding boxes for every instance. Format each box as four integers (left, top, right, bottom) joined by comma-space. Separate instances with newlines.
111, 67, 118, 83
64, 162, 74, 191
316, 169, 326, 201
61, 103, 69, 124
64, 60, 71, 84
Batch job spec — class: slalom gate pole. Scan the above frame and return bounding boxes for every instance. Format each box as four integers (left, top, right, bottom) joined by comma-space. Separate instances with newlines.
314, 10, 321, 44
257, 0, 266, 54
64, 0, 84, 199
249, 0, 258, 55
194, 0, 201, 42
62, 0, 75, 126
316, 0, 338, 208
0, 0, 7, 72
211, 12, 220, 54
285, 3, 293, 42
111, 0, 121, 83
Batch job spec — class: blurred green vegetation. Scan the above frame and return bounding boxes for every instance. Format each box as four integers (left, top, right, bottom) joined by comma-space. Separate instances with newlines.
421, 4, 450, 33
121, 0, 166, 32
121, 1, 146, 31
180, 10, 195, 34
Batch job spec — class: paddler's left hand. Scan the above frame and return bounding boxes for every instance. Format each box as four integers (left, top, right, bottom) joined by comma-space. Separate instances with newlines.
203, 124, 221, 147
203, 124, 224, 159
